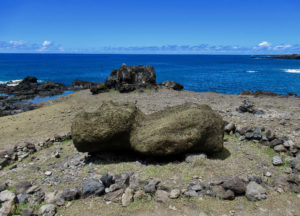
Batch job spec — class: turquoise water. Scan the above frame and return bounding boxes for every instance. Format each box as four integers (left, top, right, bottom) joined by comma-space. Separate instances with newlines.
1, 54, 300, 95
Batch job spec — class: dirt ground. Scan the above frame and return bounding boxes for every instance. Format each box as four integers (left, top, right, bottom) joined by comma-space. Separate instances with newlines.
1, 88, 300, 216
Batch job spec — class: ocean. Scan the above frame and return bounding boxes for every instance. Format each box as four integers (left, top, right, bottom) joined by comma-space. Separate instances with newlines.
1, 54, 300, 95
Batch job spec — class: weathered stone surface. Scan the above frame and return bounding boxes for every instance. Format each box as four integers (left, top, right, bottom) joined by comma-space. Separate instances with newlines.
82, 178, 105, 197
0, 190, 16, 202
72, 101, 141, 153
100, 173, 114, 188
15, 181, 32, 194
133, 190, 151, 201
104, 189, 125, 203
272, 156, 284, 166
0, 200, 15, 216
155, 190, 169, 203
17, 193, 29, 203
144, 179, 160, 193
131, 103, 224, 156
121, 188, 133, 207
39, 204, 56, 216
163, 81, 184, 91
105, 64, 156, 92
223, 177, 246, 195
60, 188, 80, 201
169, 189, 181, 199
212, 186, 235, 200
185, 154, 207, 163
245, 181, 267, 201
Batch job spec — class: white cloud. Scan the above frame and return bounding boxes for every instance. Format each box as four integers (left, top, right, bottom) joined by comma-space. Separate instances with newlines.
273, 44, 292, 50
258, 41, 272, 48
42, 40, 52, 47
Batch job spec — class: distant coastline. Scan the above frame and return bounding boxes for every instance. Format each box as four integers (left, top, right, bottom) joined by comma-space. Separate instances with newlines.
252, 54, 300, 60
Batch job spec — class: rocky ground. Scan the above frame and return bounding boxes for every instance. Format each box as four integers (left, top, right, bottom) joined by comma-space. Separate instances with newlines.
0, 88, 300, 216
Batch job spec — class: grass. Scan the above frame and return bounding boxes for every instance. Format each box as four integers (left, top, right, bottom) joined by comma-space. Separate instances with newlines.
62, 139, 72, 145
11, 203, 30, 215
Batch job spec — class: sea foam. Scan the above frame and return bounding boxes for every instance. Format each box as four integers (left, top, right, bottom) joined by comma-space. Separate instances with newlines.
246, 70, 257, 73
284, 69, 300, 74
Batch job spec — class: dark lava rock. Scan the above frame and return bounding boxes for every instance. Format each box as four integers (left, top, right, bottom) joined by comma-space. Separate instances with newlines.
270, 139, 284, 148
100, 174, 114, 188
60, 188, 80, 201
144, 179, 160, 193
266, 130, 276, 141
82, 178, 105, 197
252, 127, 262, 140
90, 84, 107, 95
237, 99, 255, 113
17, 193, 30, 203
163, 81, 184, 91
105, 64, 156, 92
223, 177, 246, 195
72, 80, 102, 89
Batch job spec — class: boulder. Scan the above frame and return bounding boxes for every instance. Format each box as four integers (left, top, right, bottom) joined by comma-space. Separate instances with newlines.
105, 64, 156, 92
163, 81, 184, 91
130, 103, 224, 156
222, 177, 246, 195
39, 204, 56, 216
155, 190, 169, 203
245, 181, 267, 201
121, 188, 134, 207
82, 178, 105, 197
72, 101, 141, 153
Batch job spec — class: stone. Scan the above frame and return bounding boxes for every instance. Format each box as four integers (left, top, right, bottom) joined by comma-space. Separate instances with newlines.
274, 145, 287, 152
185, 153, 207, 163
0, 183, 7, 192
104, 189, 125, 203
60, 188, 80, 201
155, 190, 169, 203
272, 156, 284, 166
72, 101, 140, 153
26, 186, 40, 194
45, 191, 59, 204
44, 171, 52, 176
270, 139, 283, 148
264, 172, 272, 177
15, 181, 32, 194
131, 103, 224, 156
252, 127, 262, 140
100, 173, 114, 188
17, 193, 29, 203
245, 181, 267, 201
0, 190, 16, 202
105, 64, 156, 92
39, 204, 56, 216
82, 178, 105, 197
184, 190, 198, 197
189, 184, 203, 192
144, 179, 160, 193
266, 130, 275, 141
224, 122, 235, 133
291, 155, 300, 172
212, 186, 235, 200
163, 81, 184, 91
133, 190, 152, 201
223, 177, 246, 195
0, 200, 15, 216
121, 188, 133, 207
169, 189, 181, 199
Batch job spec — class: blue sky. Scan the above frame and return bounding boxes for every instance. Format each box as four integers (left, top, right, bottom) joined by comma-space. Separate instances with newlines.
0, 0, 300, 54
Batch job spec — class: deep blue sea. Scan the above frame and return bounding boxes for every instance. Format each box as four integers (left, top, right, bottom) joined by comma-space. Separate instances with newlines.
1, 54, 300, 95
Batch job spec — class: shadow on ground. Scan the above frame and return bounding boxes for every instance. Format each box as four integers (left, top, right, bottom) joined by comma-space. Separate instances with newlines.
84, 147, 231, 165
